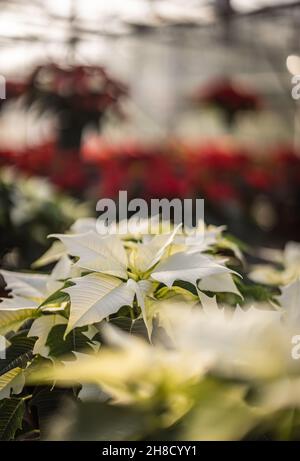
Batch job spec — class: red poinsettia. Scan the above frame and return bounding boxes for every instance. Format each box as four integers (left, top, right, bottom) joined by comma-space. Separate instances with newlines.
243, 168, 276, 191
29, 64, 127, 114
202, 182, 240, 202
194, 79, 262, 123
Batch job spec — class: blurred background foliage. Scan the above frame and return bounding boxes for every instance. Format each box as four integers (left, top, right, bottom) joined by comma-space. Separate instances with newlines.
0, 1, 300, 252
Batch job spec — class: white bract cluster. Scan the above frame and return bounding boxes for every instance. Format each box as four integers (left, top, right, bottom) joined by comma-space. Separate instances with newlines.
0, 217, 240, 339
250, 241, 300, 333
1, 220, 300, 440
31, 296, 300, 439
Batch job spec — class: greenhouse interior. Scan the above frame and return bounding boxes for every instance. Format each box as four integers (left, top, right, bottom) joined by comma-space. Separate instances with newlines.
1, 0, 300, 444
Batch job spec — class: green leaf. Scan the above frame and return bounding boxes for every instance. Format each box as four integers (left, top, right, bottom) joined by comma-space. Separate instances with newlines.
0, 332, 36, 375
236, 278, 279, 305
38, 285, 71, 309
110, 317, 148, 339
172, 280, 198, 296
45, 324, 95, 358
223, 233, 249, 253
0, 397, 25, 440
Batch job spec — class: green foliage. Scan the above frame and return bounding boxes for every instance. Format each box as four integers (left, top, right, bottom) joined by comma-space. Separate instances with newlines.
0, 332, 36, 375
0, 167, 90, 269
110, 317, 148, 340
0, 397, 25, 440
45, 325, 96, 358
38, 289, 70, 310
236, 277, 280, 304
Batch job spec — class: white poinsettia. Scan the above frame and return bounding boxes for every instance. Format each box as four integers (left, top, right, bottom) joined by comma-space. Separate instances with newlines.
276, 278, 300, 330
28, 314, 67, 358
32, 219, 95, 269
51, 232, 129, 278
31, 297, 298, 407
198, 272, 242, 297
151, 251, 233, 287
52, 228, 178, 334
158, 300, 294, 381
173, 221, 226, 252
250, 241, 300, 286
31, 320, 209, 422
95, 214, 166, 239
50, 222, 238, 335
34, 217, 229, 268
63, 274, 151, 335
0, 255, 74, 311
70, 217, 98, 234
250, 246, 300, 350
33, 218, 100, 268
34, 215, 164, 268
32, 240, 67, 268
